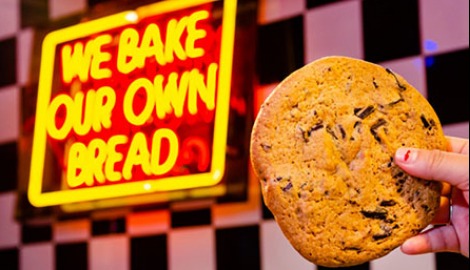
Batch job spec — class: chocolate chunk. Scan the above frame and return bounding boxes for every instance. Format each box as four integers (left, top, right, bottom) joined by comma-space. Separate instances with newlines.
388, 98, 404, 106
370, 119, 387, 143
373, 225, 393, 240
354, 105, 375, 119
344, 247, 362, 252
373, 78, 379, 89
261, 143, 272, 151
297, 127, 310, 142
397, 178, 406, 185
308, 123, 324, 135
349, 200, 359, 206
385, 218, 396, 224
380, 200, 397, 207
326, 126, 338, 140
420, 115, 431, 129
385, 68, 407, 91
386, 157, 394, 168
282, 182, 293, 192
420, 115, 437, 131
338, 125, 346, 139
373, 232, 391, 241
360, 207, 388, 220
393, 171, 405, 179
300, 123, 325, 142
371, 118, 387, 130
297, 126, 310, 142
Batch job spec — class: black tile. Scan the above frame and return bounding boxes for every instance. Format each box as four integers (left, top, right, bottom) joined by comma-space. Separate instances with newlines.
306, 0, 343, 9
318, 263, 370, 270
21, 224, 52, 244
0, 37, 17, 87
91, 217, 126, 236
170, 208, 211, 228
0, 142, 18, 192
436, 252, 469, 270
362, 0, 420, 63
216, 225, 260, 270
87, 0, 110, 7
55, 242, 88, 270
256, 15, 304, 85
131, 234, 168, 270
426, 49, 469, 125
0, 248, 19, 270
20, 0, 49, 28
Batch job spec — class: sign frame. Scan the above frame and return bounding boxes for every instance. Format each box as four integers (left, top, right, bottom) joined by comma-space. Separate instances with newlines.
28, 0, 237, 207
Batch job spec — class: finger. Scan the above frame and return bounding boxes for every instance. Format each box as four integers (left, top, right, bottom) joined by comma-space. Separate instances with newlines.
401, 225, 460, 255
395, 147, 469, 191
446, 136, 469, 155
431, 196, 450, 225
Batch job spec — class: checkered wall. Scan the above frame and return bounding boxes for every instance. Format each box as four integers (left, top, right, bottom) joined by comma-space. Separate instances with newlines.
0, 0, 468, 269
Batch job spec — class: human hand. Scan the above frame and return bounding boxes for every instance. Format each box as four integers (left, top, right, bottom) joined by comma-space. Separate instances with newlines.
394, 136, 469, 257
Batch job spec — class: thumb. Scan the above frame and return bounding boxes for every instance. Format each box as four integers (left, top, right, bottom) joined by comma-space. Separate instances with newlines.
401, 225, 462, 255
394, 147, 469, 192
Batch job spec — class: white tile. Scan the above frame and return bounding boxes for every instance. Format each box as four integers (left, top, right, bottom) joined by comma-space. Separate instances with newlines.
17, 28, 34, 86
20, 243, 54, 270
0, 0, 19, 39
127, 209, 170, 236
304, 0, 363, 63
0, 192, 21, 248
258, 0, 304, 25
0, 86, 19, 144
54, 219, 90, 243
49, 0, 86, 20
444, 122, 469, 139
370, 247, 435, 270
260, 220, 313, 270
212, 170, 261, 228
168, 226, 215, 270
379, 56, 427, 98
420, 0, 469, 55
89, 236, 129, 270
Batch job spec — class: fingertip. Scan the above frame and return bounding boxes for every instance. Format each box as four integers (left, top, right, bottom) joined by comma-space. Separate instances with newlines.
401, 238, 415, 254
401, 236, 428, 255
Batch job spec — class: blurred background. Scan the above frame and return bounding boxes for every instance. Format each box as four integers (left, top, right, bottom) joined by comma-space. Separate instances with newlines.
0, 0, 468, 269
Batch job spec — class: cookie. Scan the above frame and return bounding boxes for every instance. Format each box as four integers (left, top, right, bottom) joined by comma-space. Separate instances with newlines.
250, 56, 447, 267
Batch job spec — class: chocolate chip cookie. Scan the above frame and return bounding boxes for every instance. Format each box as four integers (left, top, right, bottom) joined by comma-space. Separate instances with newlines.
250, 56, 447, 267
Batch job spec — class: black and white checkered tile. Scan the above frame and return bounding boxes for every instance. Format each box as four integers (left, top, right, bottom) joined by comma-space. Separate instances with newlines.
0, 0, 468, 269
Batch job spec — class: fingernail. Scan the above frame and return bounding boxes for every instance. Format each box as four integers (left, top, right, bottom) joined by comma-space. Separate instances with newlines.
396, 148, 416, 163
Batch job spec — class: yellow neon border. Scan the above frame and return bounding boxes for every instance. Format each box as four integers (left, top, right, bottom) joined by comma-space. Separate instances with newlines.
28, 0, 237, 207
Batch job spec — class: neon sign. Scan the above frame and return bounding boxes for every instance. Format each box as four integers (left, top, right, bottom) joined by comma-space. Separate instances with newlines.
28, 0, 237, 207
